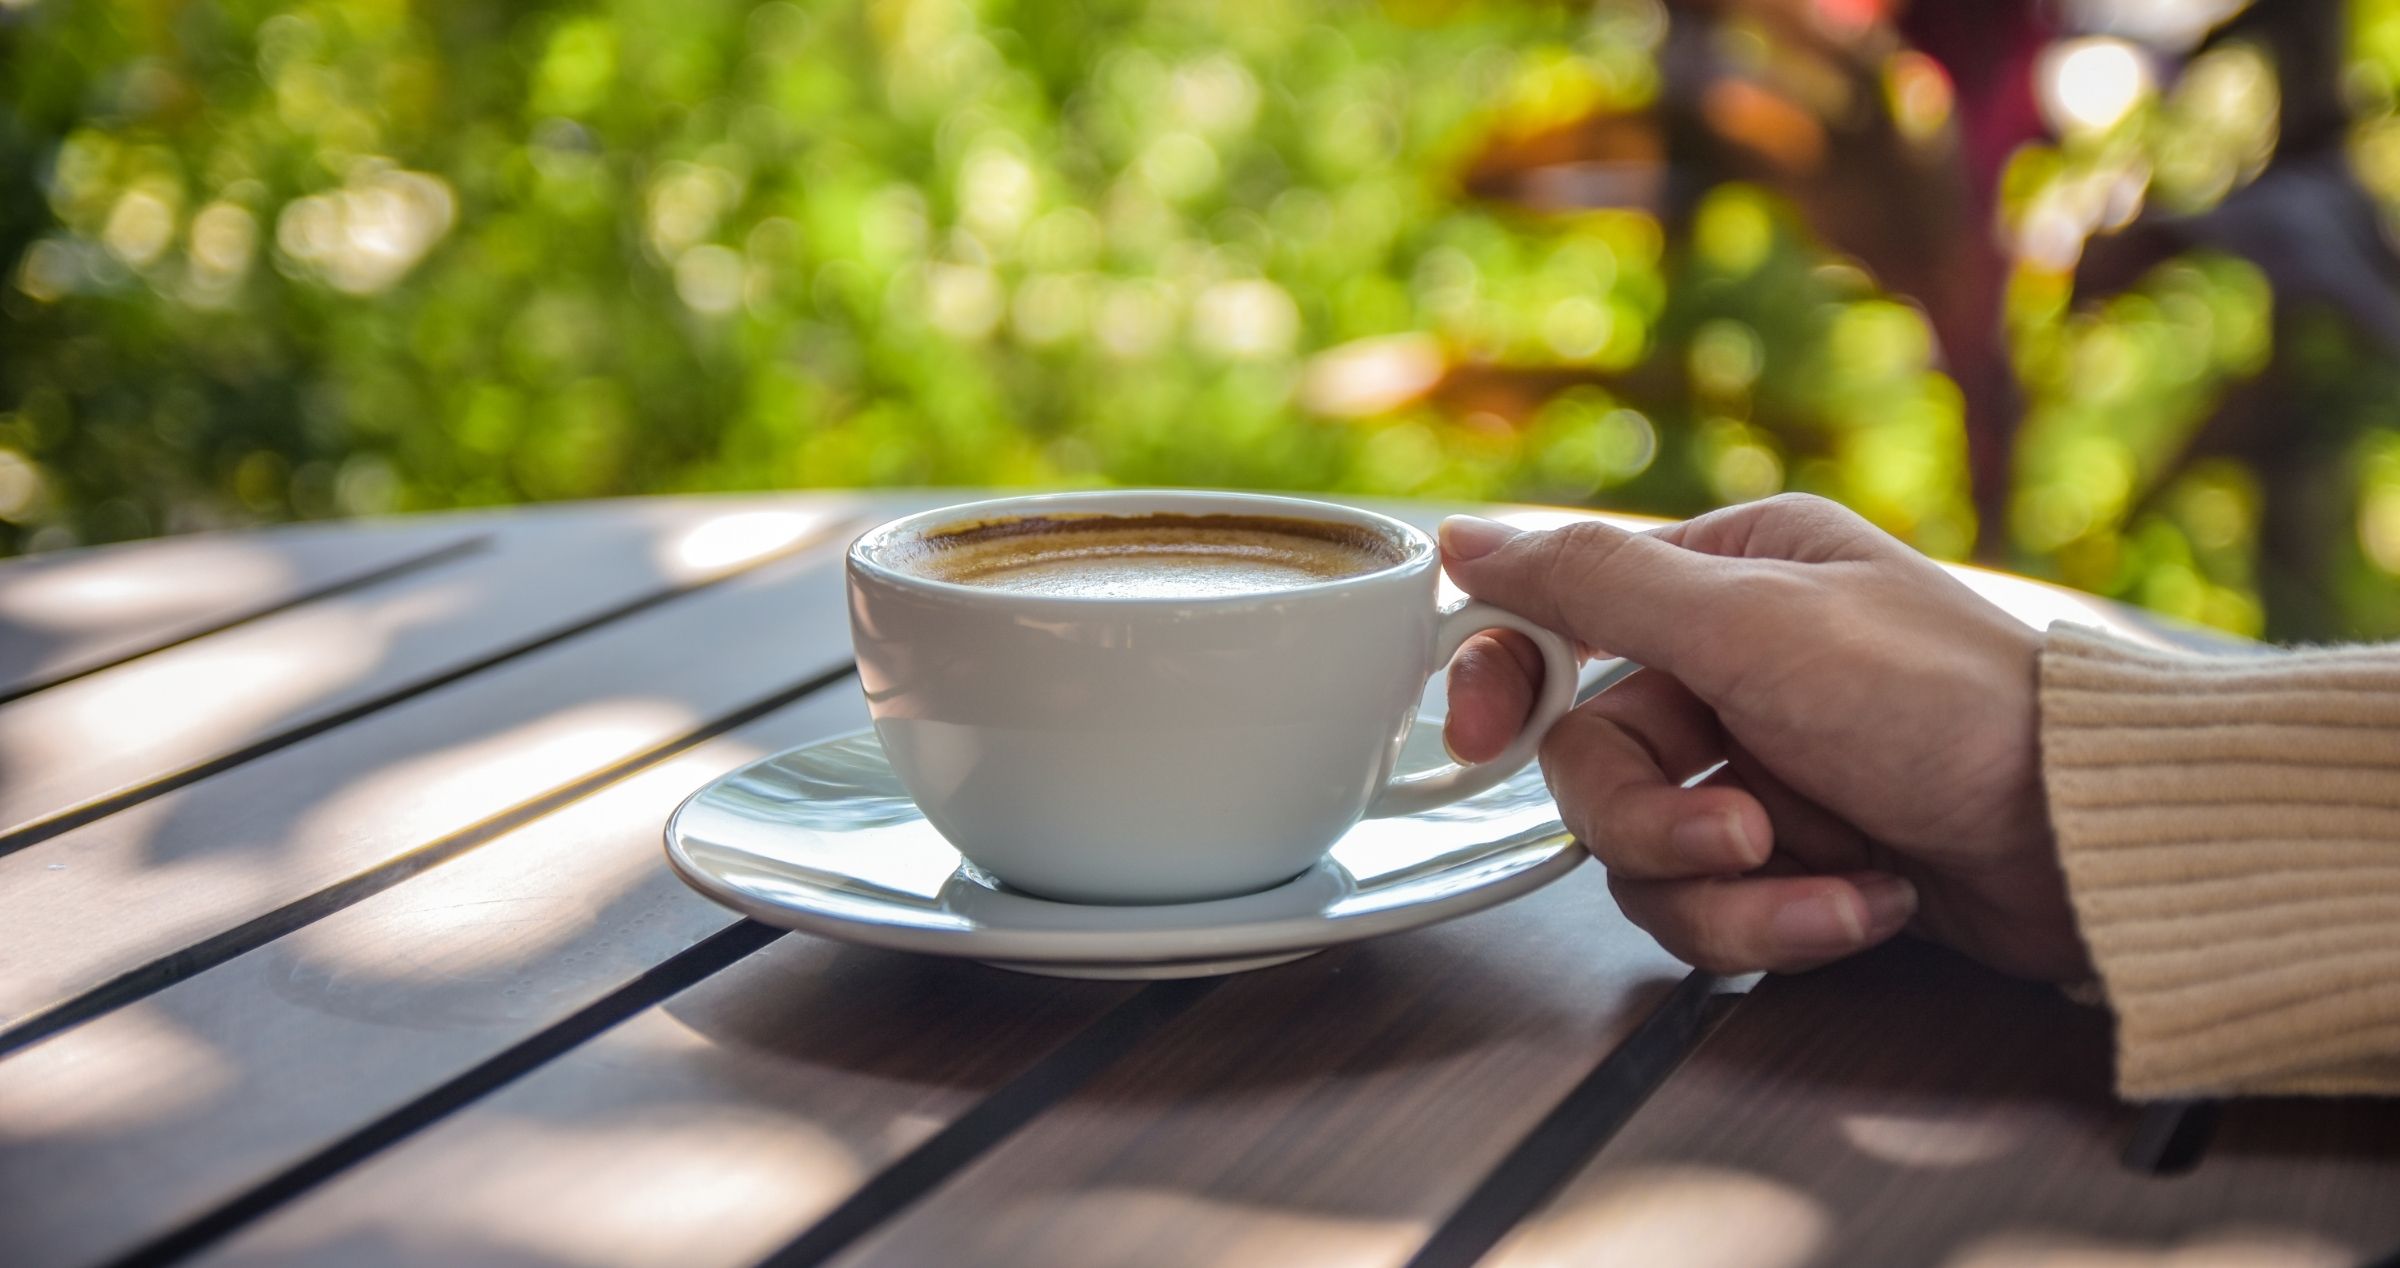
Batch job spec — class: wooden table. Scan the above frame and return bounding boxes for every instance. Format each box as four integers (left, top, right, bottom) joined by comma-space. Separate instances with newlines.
0, 491, 2392, 1268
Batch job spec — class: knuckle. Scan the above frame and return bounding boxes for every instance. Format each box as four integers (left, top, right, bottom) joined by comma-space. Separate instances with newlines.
1542, 763, 1611, 857
1541, 714, 1654, 804
1754, 493, 1885, 557
1610, 877, 1753, 973
1537, 726, 1577, 781
1757, 491, 1838, 517
1679, 920, 1761, 976
1537, 703, 1610, 769
1575, 812, 1642, 872
1755, 492, 1853, 531
1605, 872, 1654, 922
1673, 562, 1814, 672
1536, 522, 1632, 598
1723, 564, 1844, 648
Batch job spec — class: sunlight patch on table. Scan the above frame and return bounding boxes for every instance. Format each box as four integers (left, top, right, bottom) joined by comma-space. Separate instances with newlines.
662, 507, 851, 578
214, 1112, 863, 1268
1944, 1227, 2355, 1268
283, 736, 753, 984
0, 1005, 235, 1139
989, 1186, 1422, 1268
1485, 1165, 1827, 1268
0, 545, 291, 633
2, 575, 513, 831
290, 698, 696, 858
18, 614, 383, 779
1840, 1109, 2023, 1169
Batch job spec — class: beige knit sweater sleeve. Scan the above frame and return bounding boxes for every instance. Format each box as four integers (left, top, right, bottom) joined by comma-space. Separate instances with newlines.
2040, 624, 2400, 1098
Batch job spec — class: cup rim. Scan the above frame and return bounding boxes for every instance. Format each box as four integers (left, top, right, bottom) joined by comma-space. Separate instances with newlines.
846, 489, 1438, 607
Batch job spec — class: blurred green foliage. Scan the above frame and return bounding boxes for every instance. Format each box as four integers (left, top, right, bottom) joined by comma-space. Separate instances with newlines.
0, 1, 1969, 557
2, 0, 2398, 641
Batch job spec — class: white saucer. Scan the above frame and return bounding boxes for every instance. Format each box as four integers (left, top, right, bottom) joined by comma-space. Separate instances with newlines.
664, 724, 1585, 979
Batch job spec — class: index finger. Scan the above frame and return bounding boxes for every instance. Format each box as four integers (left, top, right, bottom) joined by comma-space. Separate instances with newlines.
1438, 516, 1741, 675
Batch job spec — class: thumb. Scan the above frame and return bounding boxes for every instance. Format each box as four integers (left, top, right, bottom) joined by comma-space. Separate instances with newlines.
1438, 515, 1733, 674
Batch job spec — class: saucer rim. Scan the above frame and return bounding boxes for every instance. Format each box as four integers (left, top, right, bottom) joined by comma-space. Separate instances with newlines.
662, 732, 1585, 965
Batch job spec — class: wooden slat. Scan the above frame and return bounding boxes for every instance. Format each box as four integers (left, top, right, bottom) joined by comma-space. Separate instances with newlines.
0, 684, 891, 1268
821, 871, 1685, 1268
0, 494, 869, 846
1481, 942, 2400, 1267
0, 496, 937, 1044
202, 866, 1687, 1268
0, 520, 479, 700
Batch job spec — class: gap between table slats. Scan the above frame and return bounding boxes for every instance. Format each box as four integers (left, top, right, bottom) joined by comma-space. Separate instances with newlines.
1399, 971, 1733, 1268
0, 495, 878, 853
0, 535, 488, 707
2120, 1098, 2220, 1175
0, 520, 498, 698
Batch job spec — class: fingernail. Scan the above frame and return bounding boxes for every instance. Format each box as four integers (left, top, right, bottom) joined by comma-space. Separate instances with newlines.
1853, 873, 1918, 934
1439, 515, 1521, 561
1768, 876, 1917, 957
1672, 809, 1759, 872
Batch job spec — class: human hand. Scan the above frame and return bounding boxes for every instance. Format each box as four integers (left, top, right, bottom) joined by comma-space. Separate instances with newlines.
1441, 494, 2086, 981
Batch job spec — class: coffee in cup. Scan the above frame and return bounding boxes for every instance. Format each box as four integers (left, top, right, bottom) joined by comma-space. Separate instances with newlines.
884, 511, 1405, 598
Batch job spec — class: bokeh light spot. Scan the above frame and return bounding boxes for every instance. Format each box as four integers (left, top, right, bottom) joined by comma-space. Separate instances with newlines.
102, 188, 177, 268
2039, 38, 2154, 136
1884, 50, 1954, 143
1541, 297, 1614, 360
1690, 319, 1764, 397
1192, 279, 1299, 361
1301, 334, 1446, 418
1694, 186, 1776, 277
674, 245, 746, 316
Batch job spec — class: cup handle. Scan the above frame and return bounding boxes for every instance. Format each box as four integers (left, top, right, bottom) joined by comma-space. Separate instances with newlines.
1366, 599, 1579, 818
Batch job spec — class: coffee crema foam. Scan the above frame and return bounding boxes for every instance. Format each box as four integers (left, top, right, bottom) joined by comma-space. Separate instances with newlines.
890, 512, 1407, 599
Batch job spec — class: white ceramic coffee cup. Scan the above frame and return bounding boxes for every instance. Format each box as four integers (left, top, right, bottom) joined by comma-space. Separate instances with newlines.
846, 490, 1578, 904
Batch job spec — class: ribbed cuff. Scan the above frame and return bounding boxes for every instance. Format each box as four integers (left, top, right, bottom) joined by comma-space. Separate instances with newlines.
2040, 624, 2400, 1098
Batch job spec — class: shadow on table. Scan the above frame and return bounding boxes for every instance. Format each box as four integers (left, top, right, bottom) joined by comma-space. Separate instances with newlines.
1532, 939, 2400, 1266
664, 943, 1139, 1089
677, 884, 1681, 1106
1672, 939, 2400, 1167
